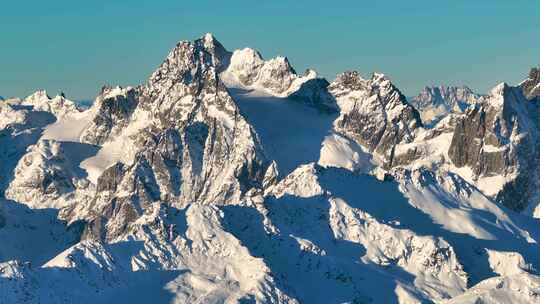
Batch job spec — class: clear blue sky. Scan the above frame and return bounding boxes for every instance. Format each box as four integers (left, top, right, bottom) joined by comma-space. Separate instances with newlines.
1, 0, 538, 100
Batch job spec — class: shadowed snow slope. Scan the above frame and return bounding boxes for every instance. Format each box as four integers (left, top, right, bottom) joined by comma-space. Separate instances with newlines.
229, 87, 338, 177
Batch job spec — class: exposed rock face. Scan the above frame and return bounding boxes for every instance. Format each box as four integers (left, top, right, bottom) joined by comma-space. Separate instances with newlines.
60, 34, 269, 241
80, 86, 139, 145
410, 85, 480, 124
327, 69, 540, 213
521, 67, 540, 100
289, 77, 337, 111
447, 83, 538, 210
330, 71, 422, 168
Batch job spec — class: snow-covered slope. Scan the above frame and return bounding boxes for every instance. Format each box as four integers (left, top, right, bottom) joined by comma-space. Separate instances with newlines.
1, 34, 540, 304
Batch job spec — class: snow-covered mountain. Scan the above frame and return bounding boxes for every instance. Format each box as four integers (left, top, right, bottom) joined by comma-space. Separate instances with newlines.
329, 71, 422, 169
1, 34, 540, 304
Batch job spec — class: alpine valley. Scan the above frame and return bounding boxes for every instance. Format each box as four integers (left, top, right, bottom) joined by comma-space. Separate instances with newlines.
1, 34, 540, 304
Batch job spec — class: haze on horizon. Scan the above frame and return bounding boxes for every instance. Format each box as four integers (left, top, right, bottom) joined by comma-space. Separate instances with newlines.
1, 0, 538, 101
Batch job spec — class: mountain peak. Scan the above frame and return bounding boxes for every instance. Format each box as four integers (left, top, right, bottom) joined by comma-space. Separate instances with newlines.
485, 82, 526, 108
330, 70, 421, 167
371, 72, 390, 84
521, 67, 540, 100
221, 46, 316, 96
203, 32, 216, 45
332, 71, 399, 93
148, 35, 226, 90
528, 67, 539, 79
25, 89, 51, 102
331, 71, 368, 92
410, 85, 480, 124
416, 85, 475, 103
421, 84, 474, 95
490, 82, 510, 96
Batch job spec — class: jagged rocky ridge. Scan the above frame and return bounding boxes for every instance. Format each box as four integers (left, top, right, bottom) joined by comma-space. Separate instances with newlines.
1, 34, 540, 303
521, 67, 540, 100
447, 83, 539, 212
329, 71, 422, 169
410, 85, 481, 124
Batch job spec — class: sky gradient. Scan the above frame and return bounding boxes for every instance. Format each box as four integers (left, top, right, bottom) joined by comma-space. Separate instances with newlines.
1, 0, 539, 100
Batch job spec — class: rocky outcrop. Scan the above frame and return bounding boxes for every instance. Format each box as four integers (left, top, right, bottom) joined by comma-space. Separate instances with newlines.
447, 83, 538, 210
330, 71, 422, 168
80, 86, 138, 145
521, 67, 540, 100
289, 77, 337, 111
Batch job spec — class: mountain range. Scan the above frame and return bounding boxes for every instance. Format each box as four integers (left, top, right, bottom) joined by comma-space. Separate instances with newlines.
1, 33, 540, 303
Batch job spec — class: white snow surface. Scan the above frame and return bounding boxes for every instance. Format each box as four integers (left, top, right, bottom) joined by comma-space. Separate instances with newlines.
41, 106, 97, 142
227, 87, 337, 177
80, 106, 151, 184
319, 132, 375, 173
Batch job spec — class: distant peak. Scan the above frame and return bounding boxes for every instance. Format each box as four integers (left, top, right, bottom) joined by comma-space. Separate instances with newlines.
528, 67, 540, 79
26, 89, 51, 101
418, 85, 477, 98
423, 84, 464, 91
333, 71, 394, 88
370, 72, 391, 84
521, 67, 540, 100
304, 69, 318, 78
203, 32, 215, 43
233, 48, 264, 62
199, 32, 226, 51
166, 33, 228, 61
334, 71, 366, 86
489, 82, 509, 97
264, 56, 296, 74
